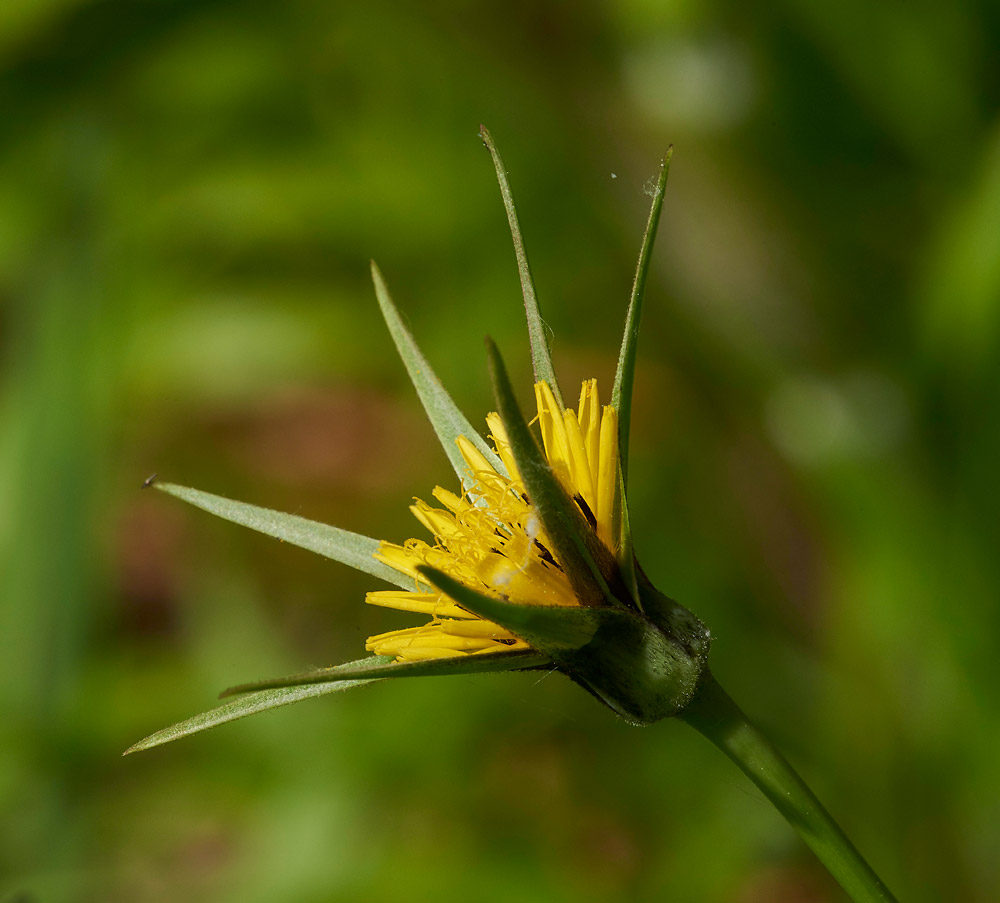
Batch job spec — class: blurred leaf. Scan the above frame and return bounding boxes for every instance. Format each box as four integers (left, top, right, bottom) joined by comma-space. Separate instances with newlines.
919, 127, 1000, 368
782, 0, 977, 161
0, 0, 89, 57
154, 481, 408, 588
370, 261, 506, 483
479, 125, 564, 409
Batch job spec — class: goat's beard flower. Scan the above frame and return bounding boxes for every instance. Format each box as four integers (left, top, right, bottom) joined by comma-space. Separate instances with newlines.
126, 127, 711, 749
123, 130, 899, 903
366, 379, 618, 662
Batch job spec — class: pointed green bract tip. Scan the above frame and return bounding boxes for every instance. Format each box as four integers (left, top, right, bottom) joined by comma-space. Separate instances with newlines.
418, 565, 604, 651
613, 145, 674, 497
123, 669, 384, 754
149, 480, 410, 588
370, 262, 506, 482
479, 127, 564, 409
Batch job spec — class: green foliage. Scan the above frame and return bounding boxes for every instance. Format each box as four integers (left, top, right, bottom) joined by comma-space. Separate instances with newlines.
2, 1, 999, 901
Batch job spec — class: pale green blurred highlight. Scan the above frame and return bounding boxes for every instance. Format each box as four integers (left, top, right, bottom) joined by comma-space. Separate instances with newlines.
2, 1, 999, 901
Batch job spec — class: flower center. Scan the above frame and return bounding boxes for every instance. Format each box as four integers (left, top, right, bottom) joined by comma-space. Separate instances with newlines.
365, 379, 618, 662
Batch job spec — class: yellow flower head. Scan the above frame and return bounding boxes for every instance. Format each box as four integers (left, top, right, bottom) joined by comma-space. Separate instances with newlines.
126, 132, 896, 903
128, 131, 710, 755
366, 379, 619, 662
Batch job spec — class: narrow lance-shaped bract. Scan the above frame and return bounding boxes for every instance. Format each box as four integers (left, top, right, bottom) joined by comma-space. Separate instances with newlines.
612, 146, 673, 492
610, 147, 673, 603
480, 124, 564, 410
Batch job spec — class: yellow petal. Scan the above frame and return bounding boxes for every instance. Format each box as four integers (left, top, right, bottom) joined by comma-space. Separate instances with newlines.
365, 590, 474, 619
562, 407, 597, 519
577, 379, 601, 490
456, 435, 497, 478
596, 405, 619, 547
486, 412, 521, 483
534, 381, 572, 485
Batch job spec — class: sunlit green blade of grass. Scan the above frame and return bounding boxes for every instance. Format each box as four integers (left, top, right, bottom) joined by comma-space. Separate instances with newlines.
919, 139, 1000, 368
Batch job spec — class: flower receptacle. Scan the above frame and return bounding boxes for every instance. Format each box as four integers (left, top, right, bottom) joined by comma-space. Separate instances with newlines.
562, 584, 710, 726
420, 560, 711, 726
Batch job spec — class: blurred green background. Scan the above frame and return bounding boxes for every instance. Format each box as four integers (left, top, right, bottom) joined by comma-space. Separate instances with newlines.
2, 1, 999, 901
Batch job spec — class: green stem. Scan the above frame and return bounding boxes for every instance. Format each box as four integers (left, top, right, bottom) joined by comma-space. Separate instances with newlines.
679, 672, 898, 903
